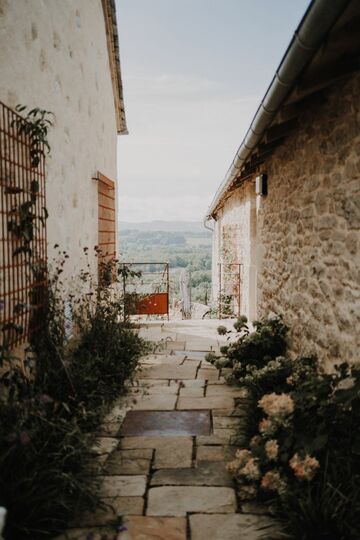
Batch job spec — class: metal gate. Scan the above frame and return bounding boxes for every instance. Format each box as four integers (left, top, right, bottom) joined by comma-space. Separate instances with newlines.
218, 262, 242, 319
121, 262, 169, 319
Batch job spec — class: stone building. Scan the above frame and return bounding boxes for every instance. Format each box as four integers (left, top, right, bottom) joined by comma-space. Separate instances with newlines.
0, 0, 127, 278
206, 0, 360, 366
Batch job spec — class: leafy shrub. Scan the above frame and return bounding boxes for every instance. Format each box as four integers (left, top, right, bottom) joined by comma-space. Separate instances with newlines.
0, 253, 148, 539
222, 314, 360, 539
207, 313, 288, 373
0, 388, 96, 539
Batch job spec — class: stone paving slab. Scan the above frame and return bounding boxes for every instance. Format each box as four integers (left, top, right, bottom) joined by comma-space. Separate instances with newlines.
206, 385, 248, 397
104, 453, 151, 475
140, 364, 197, 380
143, 384, 180, 395
197, 445, 237, 462
120, 436, 193, 469
164, 340, 186, 351
179, 384, 204, 397
196, 369, 220, 381
150, 462, 233, 487
140, 354, 186, 364
189, 513, 280, 540
213, 415, 241, 428
121, 410, 211, 437
196, 432, 232, 445
132, 394, 177, 411
147, 486, 236, 516
126, 516, 187, 540
73, 496, 144, 527
177, 396, 234, 410
98, 475, 147, 497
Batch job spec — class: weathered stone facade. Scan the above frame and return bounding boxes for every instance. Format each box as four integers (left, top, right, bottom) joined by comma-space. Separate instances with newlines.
213, 72, 360, 366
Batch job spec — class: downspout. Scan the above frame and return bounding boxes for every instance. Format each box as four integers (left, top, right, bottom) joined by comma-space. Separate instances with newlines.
206, 0, 350, 219
203, 216, 214, 232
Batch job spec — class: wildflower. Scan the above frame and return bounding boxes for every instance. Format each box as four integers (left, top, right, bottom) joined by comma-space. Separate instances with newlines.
259, 418, 277, 437
227, 459, 240, 475
39, 394, 53, 404
258, 393, 294, 420
250, 435, 262, 449
289, 453, 320, 481
240, 457, 261, 480
227, 449, 253, 477
265, 439, 279, 461
19, 431, 31, 445
261, 470, 287, 495
235, 448, 252, 467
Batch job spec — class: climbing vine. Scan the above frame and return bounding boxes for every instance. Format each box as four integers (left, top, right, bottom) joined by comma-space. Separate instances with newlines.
8, 105, 53, 259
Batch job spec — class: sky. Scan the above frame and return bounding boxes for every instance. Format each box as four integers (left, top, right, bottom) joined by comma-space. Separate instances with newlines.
116, 0, 310, 223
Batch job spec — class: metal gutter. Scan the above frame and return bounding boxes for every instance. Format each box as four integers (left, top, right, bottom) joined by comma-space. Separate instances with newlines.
205, 0, 349, 219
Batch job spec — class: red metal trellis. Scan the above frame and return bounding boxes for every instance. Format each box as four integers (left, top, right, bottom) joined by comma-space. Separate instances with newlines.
0, 101, 47, 348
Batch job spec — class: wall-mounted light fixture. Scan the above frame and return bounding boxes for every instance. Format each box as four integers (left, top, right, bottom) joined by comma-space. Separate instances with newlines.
255, 173, 268, 196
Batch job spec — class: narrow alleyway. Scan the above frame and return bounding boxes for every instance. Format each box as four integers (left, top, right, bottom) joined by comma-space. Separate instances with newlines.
58, 321, 277, 540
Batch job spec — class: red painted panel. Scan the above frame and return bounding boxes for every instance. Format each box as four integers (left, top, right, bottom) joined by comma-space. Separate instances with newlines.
136, 293, 168, 315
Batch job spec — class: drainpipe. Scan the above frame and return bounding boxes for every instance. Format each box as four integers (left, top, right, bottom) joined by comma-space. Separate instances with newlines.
205, 0, 350, 219
203, 216, 214, 232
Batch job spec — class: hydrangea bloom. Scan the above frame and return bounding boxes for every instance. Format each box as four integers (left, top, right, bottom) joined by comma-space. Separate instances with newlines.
289, 453, 320, 481
240, 457, 261, 480
227, 449, 260, 481
258, 392, 294, 420
259, 417, 277, 437
265, 439, 279, 460
261, 470, 287, 495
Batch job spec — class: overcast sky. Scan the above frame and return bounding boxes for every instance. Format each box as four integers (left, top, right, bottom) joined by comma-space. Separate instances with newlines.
116, 0, 310, 223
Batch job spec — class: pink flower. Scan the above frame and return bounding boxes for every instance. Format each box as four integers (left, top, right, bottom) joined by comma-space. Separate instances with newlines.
235, 448, 252, 466
19, 431, 31, 445
240, 457, 261, 480
258, 393, 294, 421
259, 418, 277, 437
265, 439, 279, 460
289, 453, 320, 481
261, 470, 287, 495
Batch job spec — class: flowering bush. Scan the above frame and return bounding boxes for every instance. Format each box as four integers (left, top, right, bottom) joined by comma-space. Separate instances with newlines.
207, 313, 288, 376
223, 314, 360, 539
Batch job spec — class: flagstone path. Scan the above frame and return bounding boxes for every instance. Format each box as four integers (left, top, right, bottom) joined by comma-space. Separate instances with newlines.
56, 321, 277, 540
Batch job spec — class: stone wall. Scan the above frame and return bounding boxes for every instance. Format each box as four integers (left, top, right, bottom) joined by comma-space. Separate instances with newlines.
212, 181, 258, 320
0, 0, 118, 283
214, 72, 360, 366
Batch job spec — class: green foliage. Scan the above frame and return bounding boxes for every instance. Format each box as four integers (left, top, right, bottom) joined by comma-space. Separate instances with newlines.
223, 314, 288, 381
0, 254, 148, 539
8, 106, 52, 257
217, 325, 227, 335
13, 105, 53, 166
224, 315, 360, 539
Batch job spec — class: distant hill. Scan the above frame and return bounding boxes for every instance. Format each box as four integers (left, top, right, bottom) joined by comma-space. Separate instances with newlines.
119, 220, 208, 234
